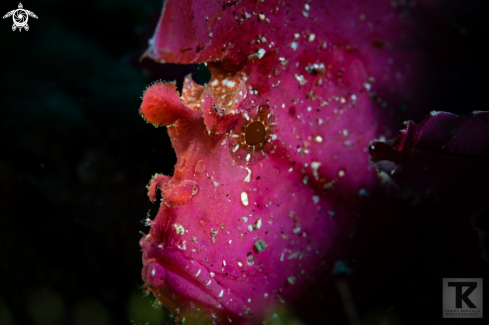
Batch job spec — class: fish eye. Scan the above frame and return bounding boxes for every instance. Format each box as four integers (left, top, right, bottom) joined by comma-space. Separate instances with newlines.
229, 104, 277, 166
245, 121, 266, 146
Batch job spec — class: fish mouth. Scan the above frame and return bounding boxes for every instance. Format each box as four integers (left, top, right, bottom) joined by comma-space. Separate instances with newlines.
142, 246, 248, 317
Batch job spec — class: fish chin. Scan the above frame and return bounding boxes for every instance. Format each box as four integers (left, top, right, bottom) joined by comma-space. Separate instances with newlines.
142, 245, 250, 322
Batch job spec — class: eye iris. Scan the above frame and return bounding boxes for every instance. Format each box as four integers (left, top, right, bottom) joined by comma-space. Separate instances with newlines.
245, 121, 266, 146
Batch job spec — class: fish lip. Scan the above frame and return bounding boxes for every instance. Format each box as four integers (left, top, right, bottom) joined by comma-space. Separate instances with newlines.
143, 246, 247, 316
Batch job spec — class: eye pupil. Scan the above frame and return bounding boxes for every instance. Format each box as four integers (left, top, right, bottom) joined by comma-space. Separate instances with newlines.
245, 121, 266, 146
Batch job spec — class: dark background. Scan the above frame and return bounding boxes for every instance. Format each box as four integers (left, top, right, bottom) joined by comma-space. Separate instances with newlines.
0, 0, 488, 325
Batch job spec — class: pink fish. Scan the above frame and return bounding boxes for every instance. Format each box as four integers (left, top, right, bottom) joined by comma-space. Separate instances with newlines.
138, 0, 455, 323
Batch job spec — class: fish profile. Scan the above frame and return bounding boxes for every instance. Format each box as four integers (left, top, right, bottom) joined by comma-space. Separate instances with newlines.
138, 0, 444, 323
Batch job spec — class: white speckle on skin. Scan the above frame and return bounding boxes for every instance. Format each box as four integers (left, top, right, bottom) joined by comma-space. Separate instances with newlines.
364, 82, 371, 91
209, 32, 213, 37
256, 218, 262, 229
288, 252, 300, 259
270, 134, 277, 141
351, 94, 357, 101
294, 74, 307, 85
211, 79, 218, 87
258, 13, 265, 20
233, 144, 240, 152
210, 272, 215, 277
221, 139, 226, 145
213, 181, 219, 187
312, 195, 320, 204
218, 290, 224, 298
264, 293, 268, 298
206, 280, 212, 286
177, 240, 186, 250
195, 269, 201, 277
245, 153, 251, 162
318, 118, 323, 125
291, 42, 298, 51
279, 57, 285, 61
248, 48, 266, 60
288, 167, 293, 172
302, 10, 309, 18
305, 3, 310, 11
248, 224, 253, 232
308, 34, 315, 42
244, 167, 252, 183
338, 170, 345, 177
294, 33, 300, 39
241, 192, 249, 206
311, 161, 321, 180
237, 261, 243, 267
228, 240, 232, 244
151, 268, 155, 276
314, 135, 323, 143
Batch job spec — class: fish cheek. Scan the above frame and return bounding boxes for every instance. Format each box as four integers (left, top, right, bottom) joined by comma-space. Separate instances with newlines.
229, 104, 277, 166
162, 180, 200, 207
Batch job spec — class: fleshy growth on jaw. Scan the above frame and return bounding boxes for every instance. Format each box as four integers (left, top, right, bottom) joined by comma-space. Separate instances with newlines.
139, 81, 195, 127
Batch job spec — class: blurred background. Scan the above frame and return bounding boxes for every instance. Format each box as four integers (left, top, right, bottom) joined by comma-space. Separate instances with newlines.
0, 0, 488, 325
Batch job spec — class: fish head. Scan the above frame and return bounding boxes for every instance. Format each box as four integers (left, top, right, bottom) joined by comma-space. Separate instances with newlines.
139, 0, 429, 323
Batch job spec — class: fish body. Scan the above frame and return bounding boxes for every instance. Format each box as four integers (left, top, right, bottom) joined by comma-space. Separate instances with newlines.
139, 0, 433, 323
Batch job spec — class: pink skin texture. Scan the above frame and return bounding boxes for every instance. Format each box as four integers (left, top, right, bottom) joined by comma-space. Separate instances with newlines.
138, 0, 448, 323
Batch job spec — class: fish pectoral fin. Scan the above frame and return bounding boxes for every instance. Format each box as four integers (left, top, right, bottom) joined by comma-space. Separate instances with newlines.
12, 23, 16, 31
24, 23, 29, 31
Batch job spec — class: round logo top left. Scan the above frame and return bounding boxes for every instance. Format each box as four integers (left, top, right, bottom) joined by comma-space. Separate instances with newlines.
3, 3, 38, 32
